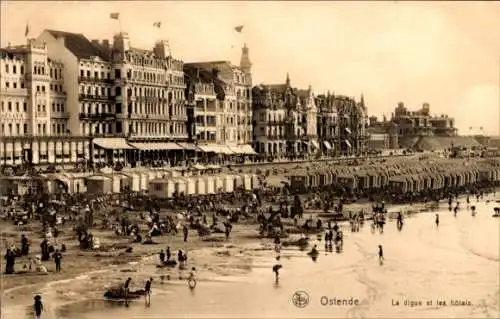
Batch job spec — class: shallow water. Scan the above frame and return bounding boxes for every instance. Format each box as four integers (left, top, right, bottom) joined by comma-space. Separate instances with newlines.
4, 195, 500, 319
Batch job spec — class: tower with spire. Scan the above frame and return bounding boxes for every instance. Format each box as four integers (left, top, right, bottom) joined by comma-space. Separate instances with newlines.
240, 43, 252, 74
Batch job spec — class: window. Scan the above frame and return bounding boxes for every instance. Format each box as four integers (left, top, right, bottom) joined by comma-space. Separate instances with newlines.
61, 104, 65, 112
20, 82, 24, 88
50, 68, 53, 77
15, 102, 19, 112
101, 71, 104, 78
5, 64, 9, 73
37, 124, 41, 134
36, 85, 40, 92
42, 105, 46, 112
87, 70, 90, 77
20, 66, 24, 74
13, 82, 17, 89
50, 84, 53, 91
42, 124, 46, 135
115, 69, 121, 79
80, 70, 84, 77
8, 124, 12, 135
13, 65, 17, 74
52, 103, 55, 112
23, 124, 28, 134
41, 67, 45, 74
42, 86, 45, 92
5, 82, 9, 88
7, 101, 12, 111
16, 124, 20, 134
94, 71, 98, 78
53, 124, 56, 134
23, 102, 27, 112
0, 124, 3, 134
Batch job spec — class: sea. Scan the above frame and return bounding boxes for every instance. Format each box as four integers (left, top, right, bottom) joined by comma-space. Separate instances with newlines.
3, 194, 500, 319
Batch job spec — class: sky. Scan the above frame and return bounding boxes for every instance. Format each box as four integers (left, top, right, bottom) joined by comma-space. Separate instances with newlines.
1, 1, 499, 136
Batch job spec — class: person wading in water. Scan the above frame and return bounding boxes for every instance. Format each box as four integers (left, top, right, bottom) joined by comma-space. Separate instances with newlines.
378, 245, 384, 265
144, 277, 153, 306
435, 214, 440, 228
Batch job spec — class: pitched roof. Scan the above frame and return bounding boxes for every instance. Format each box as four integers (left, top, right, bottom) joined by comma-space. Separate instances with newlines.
45, 29, 109, 61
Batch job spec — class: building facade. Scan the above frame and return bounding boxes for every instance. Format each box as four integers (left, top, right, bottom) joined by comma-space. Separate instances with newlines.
315, 92, 338, 155
184, 44, 255, 155
332, 95, 368, 156
252, 74, 320, 158
0, 40, 86, 167
391, 102, 457, 138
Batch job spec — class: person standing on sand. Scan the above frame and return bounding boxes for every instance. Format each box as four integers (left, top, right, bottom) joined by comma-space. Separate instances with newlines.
183, 225, 189, 242
53, 249, 62, 273
435, 214, 439, 227
166, 246, 171, 261
33, 295, 43, 319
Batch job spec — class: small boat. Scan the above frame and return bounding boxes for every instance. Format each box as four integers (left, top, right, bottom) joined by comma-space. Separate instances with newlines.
156, 260, 178, 268
104, 288, 146, 300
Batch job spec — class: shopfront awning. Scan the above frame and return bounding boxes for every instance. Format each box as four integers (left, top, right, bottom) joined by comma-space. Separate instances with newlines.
240, 144, 257, 155
129, 142, 183, 151
198, 145, 217, 153
345, 127, 352, 134
311, 140, 320, 149
94, 138, 134, 150
177, 142, 200, 151
324, 141, 332, 150
219, 146, 235, 155
228, 146, 244, 154
345, 139, 352, 148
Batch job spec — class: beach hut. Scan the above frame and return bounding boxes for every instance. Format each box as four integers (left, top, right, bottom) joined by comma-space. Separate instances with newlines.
356, 173, 369, 190
233, 174, 243, 189
149, 179, 175, 199
214, 176, 224, 193
173, 177, 187, 196
241, 174, 252, 191
389, 176, 407, 193
251, 174, 260, 189
186, 177, 196, 195
138, 172, 149, 191
123, 172, 140, 192
194, 177, 206, 195
203, 176, 215, 194
223, 175, 234, 193
86, 175, 112, 195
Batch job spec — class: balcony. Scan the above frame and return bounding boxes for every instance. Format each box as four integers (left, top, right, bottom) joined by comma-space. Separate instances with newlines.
79, 94, 114, 102
52, 111, 70, 119
81, 76, 113, 84
79, 112, 116, 121
0, 88, 29, 97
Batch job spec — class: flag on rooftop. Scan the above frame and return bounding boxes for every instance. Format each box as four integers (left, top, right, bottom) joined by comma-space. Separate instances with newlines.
110, 13, 120, 20
234, 25, 244, 33
153, 21, 161, 28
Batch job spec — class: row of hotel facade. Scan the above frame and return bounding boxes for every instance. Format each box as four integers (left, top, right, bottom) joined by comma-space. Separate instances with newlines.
0, 30, 457, 167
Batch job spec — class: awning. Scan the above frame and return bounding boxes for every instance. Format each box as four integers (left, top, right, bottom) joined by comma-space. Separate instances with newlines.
311, 140, 320, 149
240, 144, 257, 155
228, 146, 244, 154
94, 138, 134, 150
192, 164, 206, 170
129, 142, 182, 151
219, 146, 235, 155
324, 141, 332, 150
198, 145, 217, 153
345, 127, 352, 134
345, 139, 352, 148
177, 142, 199, 151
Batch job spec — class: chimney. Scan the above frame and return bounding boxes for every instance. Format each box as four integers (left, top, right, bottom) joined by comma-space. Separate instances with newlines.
102, 40, 110, 48
91, 39, 99, 45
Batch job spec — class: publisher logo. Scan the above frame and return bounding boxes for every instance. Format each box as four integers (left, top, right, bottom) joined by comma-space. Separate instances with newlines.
292, 291, 310, 308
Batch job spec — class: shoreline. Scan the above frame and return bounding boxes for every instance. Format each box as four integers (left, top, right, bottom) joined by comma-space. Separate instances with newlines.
1, 190, 498, 314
